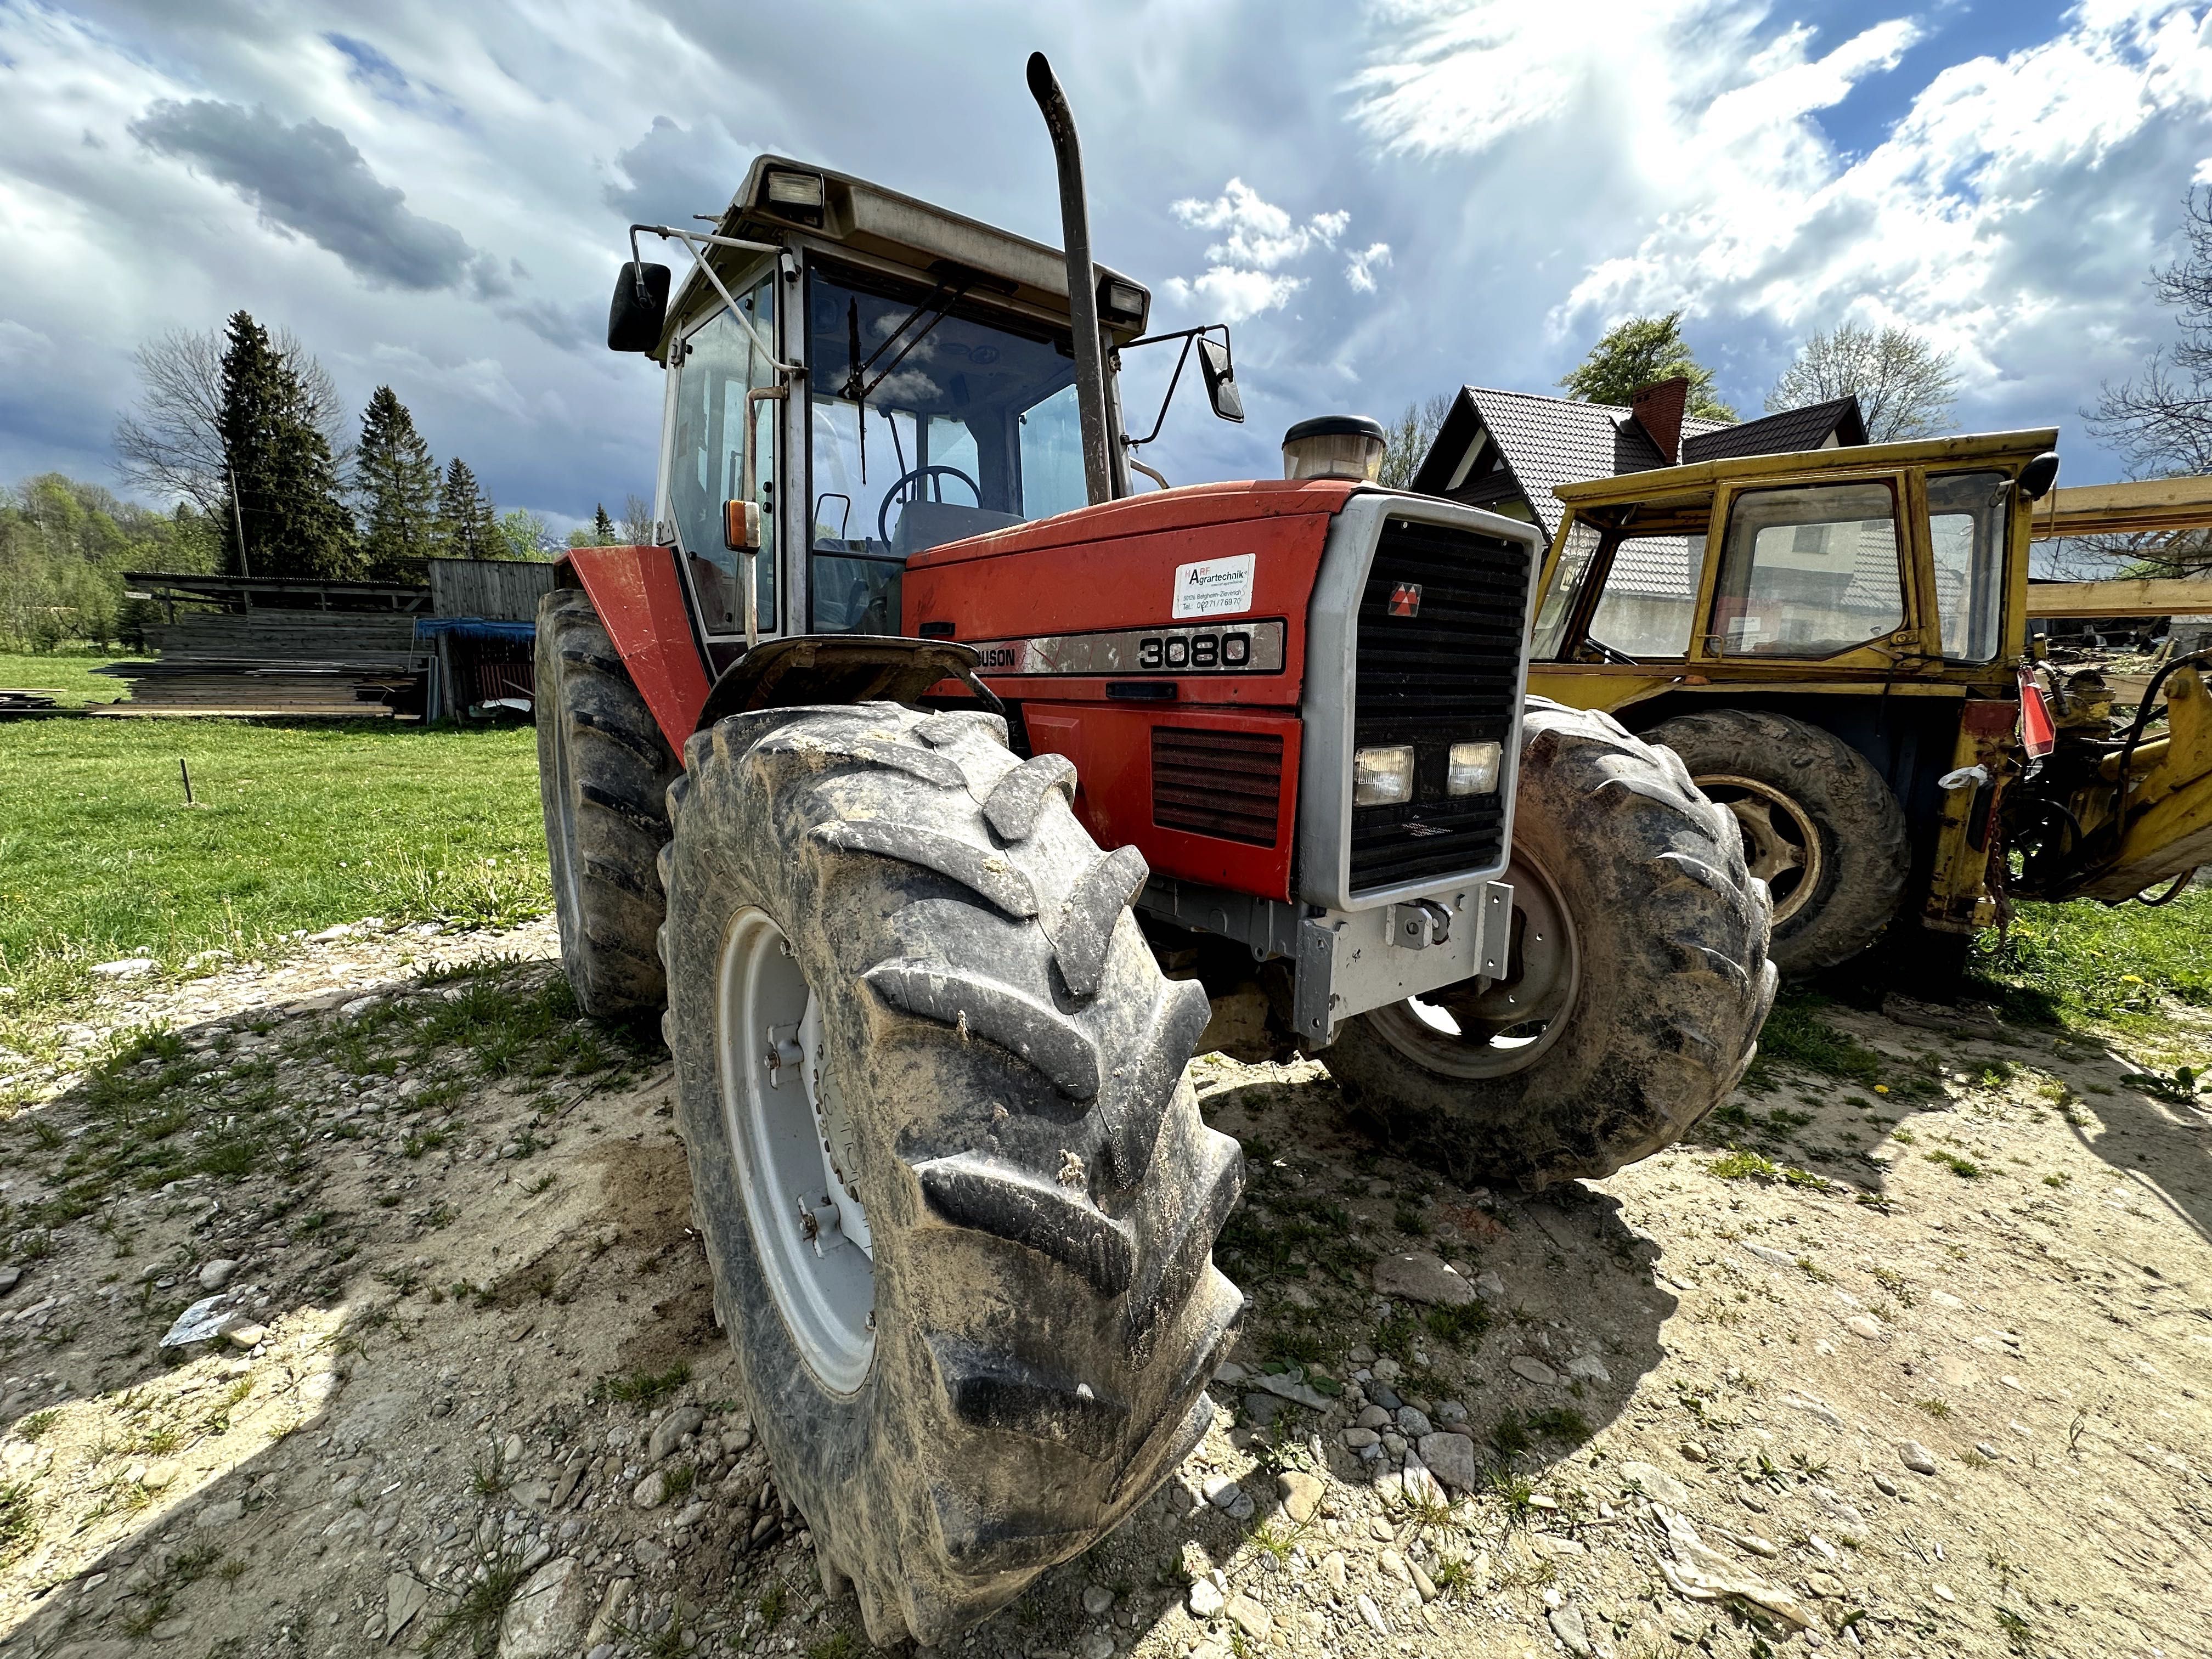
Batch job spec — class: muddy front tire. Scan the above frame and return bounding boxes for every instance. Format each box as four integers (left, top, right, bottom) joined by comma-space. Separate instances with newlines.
1319, 702, 1777, 1188
659, 704, 1243, 1647
534, 586, 679, 1015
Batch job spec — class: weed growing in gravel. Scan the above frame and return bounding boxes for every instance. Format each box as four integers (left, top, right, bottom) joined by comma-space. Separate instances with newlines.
422, 1536, 533, 1657
1523, 1406, 1592, 1443
758, 1581, 788, 1630
2044, 1171, 2072, 1188
1870, 1267, 1916, 1305
1925, 1151, 1984, 1178
1422, 1301, 1491, 1348
470, 1453, 511, 1497
0, 1480, 37, 1565
18, 1408, 59, 1439
595, 1363, 691, 1409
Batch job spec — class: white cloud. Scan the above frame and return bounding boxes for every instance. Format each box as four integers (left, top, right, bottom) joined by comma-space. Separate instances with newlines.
1345, 242, 1392, 293
1164, 179, 1385, 320
1347, 0, 2212, 429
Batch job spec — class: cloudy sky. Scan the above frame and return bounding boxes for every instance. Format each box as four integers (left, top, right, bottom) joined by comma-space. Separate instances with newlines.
3, 0, 2210, 534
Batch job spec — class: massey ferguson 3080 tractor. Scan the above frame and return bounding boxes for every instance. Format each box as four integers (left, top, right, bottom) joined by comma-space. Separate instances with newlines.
535, 55, 1774, 1645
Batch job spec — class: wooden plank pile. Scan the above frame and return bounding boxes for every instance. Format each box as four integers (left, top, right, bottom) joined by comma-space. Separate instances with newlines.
97, 612, 430, 718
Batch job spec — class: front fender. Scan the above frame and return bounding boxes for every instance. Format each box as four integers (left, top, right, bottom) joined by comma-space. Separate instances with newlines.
558, 545, 712, 754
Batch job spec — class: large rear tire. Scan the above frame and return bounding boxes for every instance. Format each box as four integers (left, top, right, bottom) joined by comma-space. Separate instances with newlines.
1643, 707, 1909, 975
1319, 703, 1777, 1188
659, 703, 1244, 1646
534, 587, 680, 1014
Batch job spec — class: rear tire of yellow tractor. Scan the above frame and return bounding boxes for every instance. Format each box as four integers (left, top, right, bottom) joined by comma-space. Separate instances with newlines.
1644, 707, 1909, 976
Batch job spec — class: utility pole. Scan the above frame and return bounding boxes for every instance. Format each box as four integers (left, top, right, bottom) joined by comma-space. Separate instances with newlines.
227, 465, 252, 609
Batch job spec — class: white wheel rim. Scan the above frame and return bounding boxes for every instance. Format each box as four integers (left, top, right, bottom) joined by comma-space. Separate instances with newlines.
1367, 850, 1582, 1080
715, 908, 876, 1393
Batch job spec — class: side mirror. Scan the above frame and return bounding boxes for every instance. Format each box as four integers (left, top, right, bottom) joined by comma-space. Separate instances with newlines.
2018, 451, 2061, 501
723, 499, 760, 552
608, 262, 670, 354
1197, 335, 1244, 424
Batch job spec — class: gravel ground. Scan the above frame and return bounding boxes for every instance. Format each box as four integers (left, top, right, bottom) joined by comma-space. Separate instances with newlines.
1, 919, 2208, 1659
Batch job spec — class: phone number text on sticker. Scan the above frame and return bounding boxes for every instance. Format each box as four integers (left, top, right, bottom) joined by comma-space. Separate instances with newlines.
1171, 552, 1255, 619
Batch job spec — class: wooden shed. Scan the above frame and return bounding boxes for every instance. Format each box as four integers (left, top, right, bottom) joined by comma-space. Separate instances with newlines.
419, 558, 558, 721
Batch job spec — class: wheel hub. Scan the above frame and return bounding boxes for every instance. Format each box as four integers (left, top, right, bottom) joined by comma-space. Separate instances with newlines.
1368, 851, 1582, 1080
715, 909, 876, 1392
1695, 774, 1821, 924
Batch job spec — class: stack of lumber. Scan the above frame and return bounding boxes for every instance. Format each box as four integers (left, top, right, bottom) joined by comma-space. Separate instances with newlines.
97, 612, 428, 718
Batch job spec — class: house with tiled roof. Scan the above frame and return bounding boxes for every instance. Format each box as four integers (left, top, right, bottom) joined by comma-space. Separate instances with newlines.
1407, 376, 1868, 543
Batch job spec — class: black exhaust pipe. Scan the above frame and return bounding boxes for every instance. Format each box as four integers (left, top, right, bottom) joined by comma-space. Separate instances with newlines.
1026, 52, 1115, 506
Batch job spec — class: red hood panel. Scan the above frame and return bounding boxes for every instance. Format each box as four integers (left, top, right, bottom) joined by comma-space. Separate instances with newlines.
904, 478, 1361, 569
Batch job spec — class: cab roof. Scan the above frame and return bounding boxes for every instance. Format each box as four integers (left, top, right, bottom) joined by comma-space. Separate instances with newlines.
1550, 428, 2061, 510
665, 154, 1137, 349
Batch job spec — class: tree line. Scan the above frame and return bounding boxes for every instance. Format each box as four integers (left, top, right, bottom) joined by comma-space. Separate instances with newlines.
4, 311, 651, 651
115, 310, 583, 582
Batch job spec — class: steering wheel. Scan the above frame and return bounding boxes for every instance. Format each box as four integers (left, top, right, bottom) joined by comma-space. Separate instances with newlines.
1584, 636, 1641, 666
877, 465, 983, 545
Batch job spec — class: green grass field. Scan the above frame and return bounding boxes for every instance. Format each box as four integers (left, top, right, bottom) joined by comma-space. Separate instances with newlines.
0, 718, 548, 1022
0, 648, 149, 707
1974, 887, 2212, 1028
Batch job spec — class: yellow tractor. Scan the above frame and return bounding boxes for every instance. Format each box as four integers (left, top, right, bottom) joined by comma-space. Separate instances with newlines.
1516, 433, 2212, 980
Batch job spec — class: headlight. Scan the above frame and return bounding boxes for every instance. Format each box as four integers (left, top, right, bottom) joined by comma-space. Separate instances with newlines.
1447, 740, 1502, 796
1353, 744, 1415, 806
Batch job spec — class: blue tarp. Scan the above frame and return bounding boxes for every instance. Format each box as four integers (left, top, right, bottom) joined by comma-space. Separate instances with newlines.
413, 617, 537, 642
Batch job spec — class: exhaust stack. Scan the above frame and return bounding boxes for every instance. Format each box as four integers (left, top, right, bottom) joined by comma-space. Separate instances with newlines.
1026, 52, 1116, 506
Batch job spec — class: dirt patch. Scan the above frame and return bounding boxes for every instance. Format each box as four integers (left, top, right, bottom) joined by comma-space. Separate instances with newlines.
1, 921, 2207, 1658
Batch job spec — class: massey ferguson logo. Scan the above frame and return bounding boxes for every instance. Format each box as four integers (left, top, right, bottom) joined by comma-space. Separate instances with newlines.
1389, 582, 1423, 617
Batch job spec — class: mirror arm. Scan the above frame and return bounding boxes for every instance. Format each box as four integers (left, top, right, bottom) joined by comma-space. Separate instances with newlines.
632, 223, 800, 376
1118, 324, 1231, 449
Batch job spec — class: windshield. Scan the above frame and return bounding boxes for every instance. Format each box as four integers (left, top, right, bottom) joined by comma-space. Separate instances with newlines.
806, 268, 1085, 633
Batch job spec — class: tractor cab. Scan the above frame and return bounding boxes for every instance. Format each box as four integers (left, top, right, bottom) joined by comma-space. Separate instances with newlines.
609, 155, 1214, 658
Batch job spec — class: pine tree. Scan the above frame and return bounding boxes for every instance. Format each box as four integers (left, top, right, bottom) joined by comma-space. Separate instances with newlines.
353, 386, 441, 580
434, 458, 499, 560
593, 503, 616, 544
216, 311, 357, 579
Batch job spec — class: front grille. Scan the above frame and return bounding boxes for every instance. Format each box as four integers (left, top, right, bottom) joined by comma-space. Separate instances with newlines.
1348, 516, 1529, 893
1152, 726, 1284, 845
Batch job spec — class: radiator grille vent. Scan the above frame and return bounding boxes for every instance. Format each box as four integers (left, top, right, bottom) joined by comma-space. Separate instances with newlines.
1152, 726, 1285, 846
1348, 516, 1530, 893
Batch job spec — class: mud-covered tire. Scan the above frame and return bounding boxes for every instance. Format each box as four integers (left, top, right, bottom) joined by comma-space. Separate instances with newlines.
659, 703, 1244, 1646
1319, 702, 1777, 1188
534, 587, 680, 1014
1644, 707, 1909, 975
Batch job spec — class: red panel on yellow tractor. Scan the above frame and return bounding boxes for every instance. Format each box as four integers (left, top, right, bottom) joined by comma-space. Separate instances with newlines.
558, 545, 713, 754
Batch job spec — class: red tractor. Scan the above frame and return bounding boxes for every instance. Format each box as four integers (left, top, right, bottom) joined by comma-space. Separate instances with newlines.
537, 55, 1773, 1646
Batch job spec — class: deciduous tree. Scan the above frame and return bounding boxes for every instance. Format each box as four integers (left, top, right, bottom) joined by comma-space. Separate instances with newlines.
1379, 393, 1455, 489
1768, 323, 1957, 440
115, 323, 348, 517
1560, 312, 1735, 420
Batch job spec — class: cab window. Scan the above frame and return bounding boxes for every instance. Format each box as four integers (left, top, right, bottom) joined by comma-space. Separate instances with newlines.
1927, 470, 2010, 663
1711, 481, 1903, 657
667, 273, 777, 637
806, 269, 1085, 634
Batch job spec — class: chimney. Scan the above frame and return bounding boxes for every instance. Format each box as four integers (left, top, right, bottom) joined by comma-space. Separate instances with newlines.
1629, 376, 1689, 464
